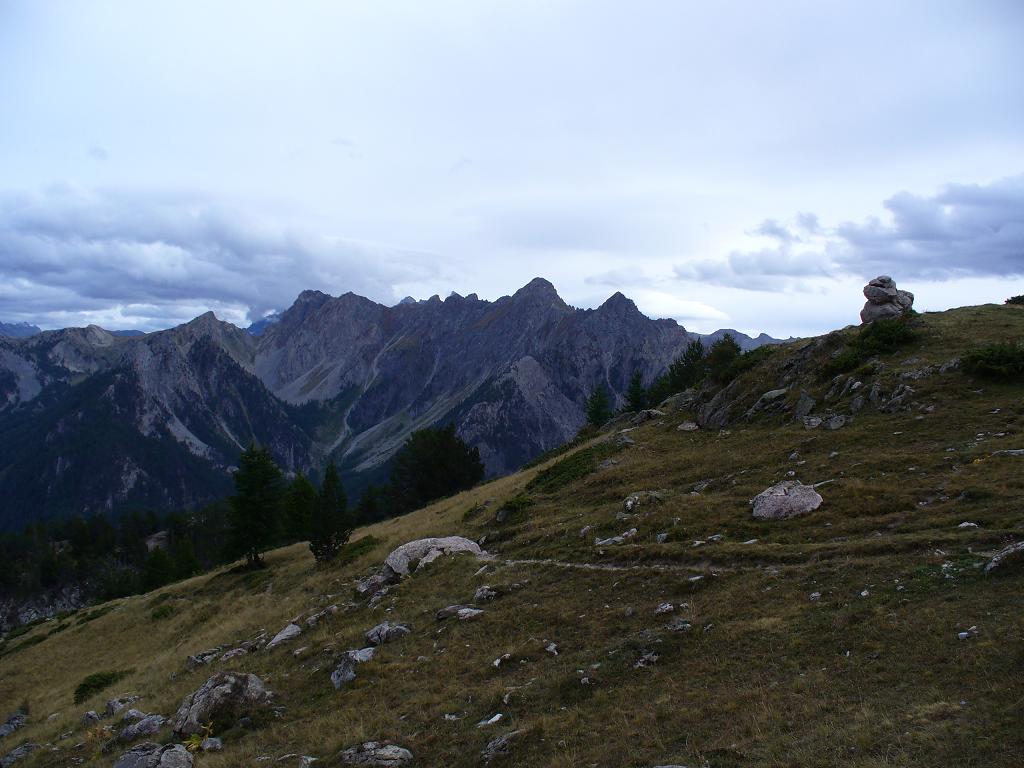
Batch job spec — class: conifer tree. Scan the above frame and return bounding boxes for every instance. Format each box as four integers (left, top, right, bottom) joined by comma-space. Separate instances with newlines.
228, 444, 283, 567
585, 384, 612, 426
625, 370, 648, 411
309, 463, 353, 563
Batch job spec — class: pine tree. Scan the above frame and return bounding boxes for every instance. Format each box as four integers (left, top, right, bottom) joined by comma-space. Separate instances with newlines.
228, 444, 284, 567
142, 546, 175, 591
585, 385, 612, 427
356, 484, 384, 525
625, 370, 648, 412
283, 473, 317, 543
309, 463, 353, 563
388, 425, 485, 513
707, 334, 742, 383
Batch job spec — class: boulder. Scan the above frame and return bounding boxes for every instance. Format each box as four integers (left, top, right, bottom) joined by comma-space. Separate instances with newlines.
474, 585, 500, 602
676, 421, 699, 432
750, 481, 823, 520
113, 743, 193, 768
860, 276, 914, 323
629, 409, 666, 425
984, 541, 1024, 575
119, 714, 166, 742
745, 387, 789, 418
436, 604, 475, 621
171, 672, 273, 737
82, 710, 101, 726
331, 648, 376, 690
793, 392, 816, 420
338, 742, 413, 766
106, 695, 141, 717
364, 621, 411, 646
482, 730, 525, 762
0, 712, 26, 739
267, 623, 302, 649
623, 491, 663, 513
185, 650, 220, 670
381, 537, 485, 581
0, 743, 39, 768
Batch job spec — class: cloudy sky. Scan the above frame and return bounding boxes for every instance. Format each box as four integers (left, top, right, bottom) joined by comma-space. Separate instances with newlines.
1, 1, 1022, 337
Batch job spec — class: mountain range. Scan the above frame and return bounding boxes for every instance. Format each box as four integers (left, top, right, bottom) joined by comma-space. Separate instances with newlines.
0, 279, 781, 529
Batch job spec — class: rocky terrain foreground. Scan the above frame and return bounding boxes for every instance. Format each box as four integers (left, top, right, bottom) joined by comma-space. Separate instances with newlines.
1, 303, 1022, 767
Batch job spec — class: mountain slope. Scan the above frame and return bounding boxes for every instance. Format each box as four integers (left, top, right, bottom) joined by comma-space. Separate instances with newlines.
1, 303, 1021, 767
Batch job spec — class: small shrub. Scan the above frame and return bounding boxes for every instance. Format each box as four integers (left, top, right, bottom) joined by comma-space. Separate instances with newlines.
150, 604, 176, 621
1005, 295, 1024, 306
73, 669, 133, 704
821, 348, 863, 378
76, 605, 115, 625
962, 342, 1024, 380
820, 317, 917, 378
857, 316, 917, 356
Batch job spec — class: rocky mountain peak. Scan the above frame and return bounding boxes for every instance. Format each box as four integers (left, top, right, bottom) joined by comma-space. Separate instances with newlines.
597, 291, 640, 316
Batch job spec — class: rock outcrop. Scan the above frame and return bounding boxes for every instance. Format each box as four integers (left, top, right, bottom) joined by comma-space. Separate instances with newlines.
171, 672, 272, 737
331, 648, 377, 689
860, 276, 914, 323
0, 712, 26, 739
337, 742, 413, 766
382, 537, 485, 580
750, 481, 823, 520
365, 622, 410, 646
113, 743, 193, 768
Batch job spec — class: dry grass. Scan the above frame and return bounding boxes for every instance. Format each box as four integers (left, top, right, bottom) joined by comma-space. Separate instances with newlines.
2, 304, 1023, 767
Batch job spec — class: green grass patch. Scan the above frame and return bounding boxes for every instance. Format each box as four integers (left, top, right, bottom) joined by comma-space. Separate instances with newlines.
335, 534, 381, 566
526, 441, 623, 494
150, 604, 176, 621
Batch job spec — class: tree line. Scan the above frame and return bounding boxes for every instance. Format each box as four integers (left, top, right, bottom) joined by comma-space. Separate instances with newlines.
0, 424, 484, 610
585, 334, 775, 425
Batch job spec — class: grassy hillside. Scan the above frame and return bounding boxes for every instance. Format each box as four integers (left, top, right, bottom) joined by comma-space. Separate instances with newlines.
1, 304, 1023, 767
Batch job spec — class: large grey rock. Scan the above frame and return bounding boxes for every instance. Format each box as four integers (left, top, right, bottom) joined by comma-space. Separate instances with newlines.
382, 537, 484, 580
331, 648, 377, 690
860, 276, 914, 323
106, 695, 141, 717
113, 743, 193, 768
0, 743, 39, 768
984, 541, 1024, 575
482, 730, 525, 762
364, 621, 410, 646
172, 672, 272, 737
119, 714, 166, 743
112, 743, 162, 768
745, 387, 788, 418
266, 622, 302, 649
0, 712, 25, 739
338, 742, 413, 766
793, 391, 815, 420
751, 481, 823, 520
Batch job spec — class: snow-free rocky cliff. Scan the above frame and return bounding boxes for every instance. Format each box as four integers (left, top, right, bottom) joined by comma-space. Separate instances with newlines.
0, 279, 762, 526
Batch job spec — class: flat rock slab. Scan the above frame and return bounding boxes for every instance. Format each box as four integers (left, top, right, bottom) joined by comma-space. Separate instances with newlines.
338, 741, 413, 766
382, 537, 484, 580
267, 623, 302, 649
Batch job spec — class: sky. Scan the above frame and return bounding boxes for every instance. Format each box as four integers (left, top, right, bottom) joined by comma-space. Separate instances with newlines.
1, 0, 1022, 337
